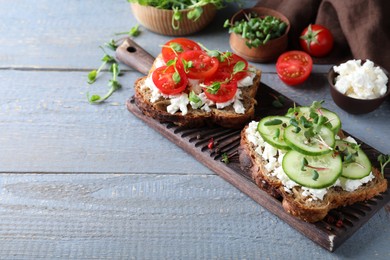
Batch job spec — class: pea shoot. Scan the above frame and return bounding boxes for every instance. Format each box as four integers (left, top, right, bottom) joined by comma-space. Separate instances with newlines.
87, 49, 116, 84
128, 0, 242, 30
86, 22, 143, 104
115, 24, 141, 37
88, 63, 122, 104
378, 154, 390, 176
224, 12, 287, 48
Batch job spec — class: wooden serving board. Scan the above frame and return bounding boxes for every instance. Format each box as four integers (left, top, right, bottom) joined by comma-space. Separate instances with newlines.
117, 38, 390, 252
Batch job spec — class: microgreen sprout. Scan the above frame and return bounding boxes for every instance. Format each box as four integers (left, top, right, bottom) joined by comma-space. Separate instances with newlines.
377, 154, 390, 176
221, 152, 230, 164
269, 93, 285, 108
105, 39, 118, 51
301, 157, 329, 173
165, 58, 181, 84
87, 49, 116, 84
115, 24, 141, 37
88, 62, 122, 104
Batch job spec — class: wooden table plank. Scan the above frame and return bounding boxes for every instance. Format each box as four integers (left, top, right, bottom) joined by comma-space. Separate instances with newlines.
0, 70, 211, 174
0, 0, 389, 258
0, 173, 389, 259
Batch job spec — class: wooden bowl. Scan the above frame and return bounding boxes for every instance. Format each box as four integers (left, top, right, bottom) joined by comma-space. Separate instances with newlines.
130, 3, 217, 36
229, 7, 290, 63
328, 62, 390, 114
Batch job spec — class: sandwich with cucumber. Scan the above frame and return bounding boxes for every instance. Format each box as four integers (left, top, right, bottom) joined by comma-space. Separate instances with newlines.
133, 38, 262, 128
239, 101, 388, 222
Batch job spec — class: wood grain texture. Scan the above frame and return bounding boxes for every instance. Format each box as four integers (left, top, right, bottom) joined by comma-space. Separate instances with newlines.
0, 0, 389, 258
0, 70, 210, 174
0, 174, 389, 259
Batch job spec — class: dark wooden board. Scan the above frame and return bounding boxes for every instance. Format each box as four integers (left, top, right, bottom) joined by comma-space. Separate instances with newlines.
126, 82, 390, 252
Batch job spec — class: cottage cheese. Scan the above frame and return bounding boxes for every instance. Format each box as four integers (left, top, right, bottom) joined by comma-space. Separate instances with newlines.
245, 121, 375, 201
333, 59, 388, 99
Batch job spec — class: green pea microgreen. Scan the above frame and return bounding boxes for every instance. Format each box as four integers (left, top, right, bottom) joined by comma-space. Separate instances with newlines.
377, 154, 390, 176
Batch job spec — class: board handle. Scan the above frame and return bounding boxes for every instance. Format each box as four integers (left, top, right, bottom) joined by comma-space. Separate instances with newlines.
115, 37, 155, 75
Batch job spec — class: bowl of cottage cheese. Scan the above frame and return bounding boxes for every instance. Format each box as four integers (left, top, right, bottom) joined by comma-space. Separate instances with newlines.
328, 59, 389, 114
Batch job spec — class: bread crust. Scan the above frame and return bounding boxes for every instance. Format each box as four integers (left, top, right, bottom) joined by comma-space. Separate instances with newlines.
133, 55, 262, 129
239, 125, 388, 223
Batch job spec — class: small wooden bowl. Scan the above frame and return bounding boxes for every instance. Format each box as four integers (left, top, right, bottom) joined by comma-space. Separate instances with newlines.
328, 62, 390, 114
130, 3, 217, 36
229, 7, 290, 63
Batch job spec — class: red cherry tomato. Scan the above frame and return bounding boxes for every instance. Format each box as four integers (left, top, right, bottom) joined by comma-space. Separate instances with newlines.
203, 71, 238, 103
300, 24, 334, 57
152, 64, 188, 95
180, 50, 219, 80
218, 53, 249, 81
276, 51, 313, 86
161, 38, 202, 63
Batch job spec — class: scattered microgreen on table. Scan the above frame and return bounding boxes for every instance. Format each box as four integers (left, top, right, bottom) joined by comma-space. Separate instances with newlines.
86, 25, 140, 104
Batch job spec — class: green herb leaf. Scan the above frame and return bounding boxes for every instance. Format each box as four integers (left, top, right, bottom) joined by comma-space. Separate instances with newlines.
264, 119, 283, 126
233, 61, 246, 74
172, 71, 181, 84
105, 39, 118, 51
206, 82, 221, 94
129, 24, 140, 37
189, 91, 201, 104
378, 154, 390, 176
87, 70, 97, 84
221, 153, 230, 164
301, 157, 308, 171
312, 170, 319, 180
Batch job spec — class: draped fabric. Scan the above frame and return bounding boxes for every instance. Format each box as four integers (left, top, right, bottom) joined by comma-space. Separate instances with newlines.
255, 0, 390, 71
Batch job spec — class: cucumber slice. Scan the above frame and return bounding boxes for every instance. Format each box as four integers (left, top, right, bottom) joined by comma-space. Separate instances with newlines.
257, 116, 291, 150
284, 125, 335, 156
335, 140, 372, 179
286, 106, 341, 134
282, 150, 342, 189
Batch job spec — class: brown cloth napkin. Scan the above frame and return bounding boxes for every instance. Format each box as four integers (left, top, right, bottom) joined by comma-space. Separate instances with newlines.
255, 0, 390, 72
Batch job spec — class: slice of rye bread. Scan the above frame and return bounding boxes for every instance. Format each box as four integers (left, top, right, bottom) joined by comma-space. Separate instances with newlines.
239, 125, 388, 223
133, 55, 262, 129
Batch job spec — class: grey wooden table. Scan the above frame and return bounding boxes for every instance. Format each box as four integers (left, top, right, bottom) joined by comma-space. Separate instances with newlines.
0, 0, 389, 259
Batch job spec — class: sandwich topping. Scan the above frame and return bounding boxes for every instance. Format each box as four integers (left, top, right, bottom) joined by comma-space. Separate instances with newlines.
140, 38, 257, 115
246, 101, 375, 201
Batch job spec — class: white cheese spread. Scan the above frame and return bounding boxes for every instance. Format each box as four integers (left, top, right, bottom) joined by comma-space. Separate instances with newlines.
333, 59, 388, 99
245, 121, 375, 201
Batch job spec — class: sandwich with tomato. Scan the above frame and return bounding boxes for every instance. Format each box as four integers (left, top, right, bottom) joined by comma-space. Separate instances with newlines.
133, 38, 262, 128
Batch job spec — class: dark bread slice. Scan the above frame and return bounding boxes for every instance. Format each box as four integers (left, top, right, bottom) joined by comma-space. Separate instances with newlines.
133, 55, 262, 129
239, 124, 388, 223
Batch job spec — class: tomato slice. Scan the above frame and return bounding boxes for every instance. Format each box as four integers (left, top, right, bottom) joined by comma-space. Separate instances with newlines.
276, 51, 313, 86
203, 71, 238, 103
219, 53, 249, 81
161, 38, 202, 63
152, 64, 188, 95
180, 50, 219, 80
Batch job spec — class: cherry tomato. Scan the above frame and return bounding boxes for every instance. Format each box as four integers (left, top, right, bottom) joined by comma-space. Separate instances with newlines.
300, 24, 334, 57
180, 50, 219, 80
203, 71, 238, 103
276, 51, 313, 86
218, 53, 249, 81
161, 38, 202, 63
152, 64, 188, 95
